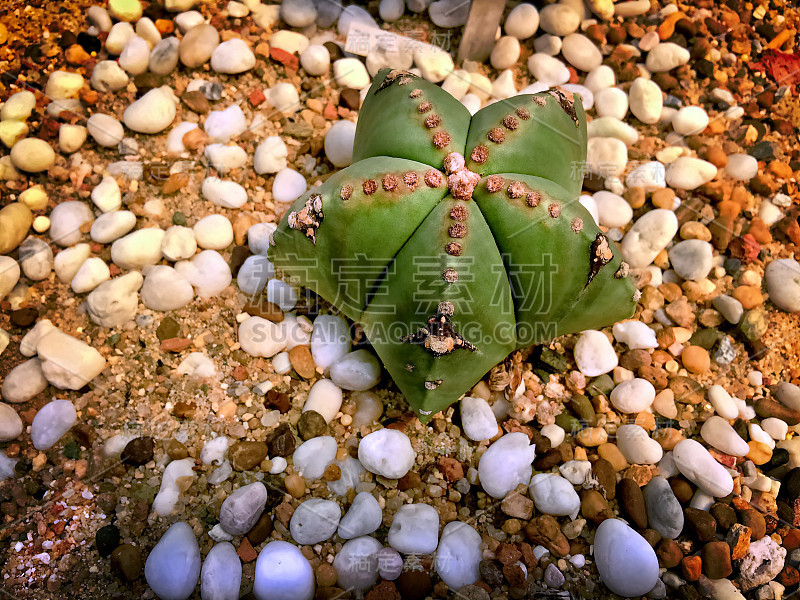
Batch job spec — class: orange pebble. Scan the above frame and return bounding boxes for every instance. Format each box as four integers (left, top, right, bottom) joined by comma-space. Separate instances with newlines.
732, 285, 764, 309
681, 345, 710, 374
658, 12, 686, 40
746, 441, 772, 465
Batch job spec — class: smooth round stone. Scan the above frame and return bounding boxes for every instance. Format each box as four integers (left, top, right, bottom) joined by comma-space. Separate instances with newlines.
310, 314, 350, 368
595, 87, 628, 120
0, 403, 23, 442
379, 0, 405, 22
666, 157, 717, 190
708, 385, 739, 420
725, 153, 759, 181
574, 329, 618, 376
299, 45, 330, 76
701, 416, 749, 457
237, 254, 272, 296
162, 225, 197, 261
254, 541, 314, 600
672, 439, 734, 497
766, 259, 800, 312
505, 3, 539, 39
358, 428, 415, 479
54, 245, 89, 284
31, 399, 77, 450
490, 36, 520, 71
0, 256, 20, 301
50, 201, 93, 247
330, 349, 381, 391
413, 45, 454, 83
616, 424, 663, 465
429, 0, 470, 27
269, 30, 309, 55
201, 177, 247, 209
1, 358, 48, 404
201, 542, 242, 600
180, 24, 220, 67
272, 168, 307, 203
238, 316, 285, 358
324, 120, 356, 168
612, 321, 657, 349
10, 138, 54, 173
205, 144, 247, 173
626, 160, 665, 191
762, 417, 789, 441
149, 37, 181, 75
119, 36, 150, 74
587, 137, 627, 178
478, 432, 537, 498
290, 498, 341, 544
92, 175, 121, 213
460, 396, 498, 441
672, 106, 709, 136
266, 82, 300, 114
561, 33, 602, 72
124, 87, 176, 133
71, 257, 110, 293
91, 60, 129, 92
587, 117, 638, 147
294, 436, 337, 480
529, 473, 580, 516
435, 521, 482, 589
334, 536, 382, 591
594, 519, 659, 597
539, 3, 579, 36
141, 266, 194, 311
643, 476, 684, 539
377, 547, 403, 580
622, 209, 679, 269
533, 33, 561, 56
59, 124, 88, 153
145, 522, 201, 600
610, 378, 656, 414
264, 276, 294, 309
668, 239, 713, 281
254, 137, 288, 174
333, 58, 370, 89
220, 482, 268, 536
303, 379, 343, 423
388, 503, 439, 554
211, 38, 256, 74
193, 214, 233, 250
337, 5, 378, 36
1, 90, 36, 120
109, 0, 142, 21
87, 272, 143, 328
645, 42, 690, 73
45, 70, 84, 100
280, 0, 316, 26
111, 228, 165, 270
204, 105, 247, 141
87, 113, 125, 147
106, 22, 135, 54
338, 491, 382, 539
585, 64, 615, 93
19, 237, 53, 281
629, 77, 663, 124
527, 53, 569, 86
593, 191, 632, 229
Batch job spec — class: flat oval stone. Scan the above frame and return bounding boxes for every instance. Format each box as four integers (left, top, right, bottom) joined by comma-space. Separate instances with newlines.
643, 476, 684, 539
700, 416, 749, 457
123, 87, 176, 133
358, 428, 415, 479
144, 522, 201, 600
253, 541, 314, 600
10, 138, 55, 172
672, 439, 734, 497
594, 519, 658, 597
616, 424, 662, 465
388, 503, 439, 554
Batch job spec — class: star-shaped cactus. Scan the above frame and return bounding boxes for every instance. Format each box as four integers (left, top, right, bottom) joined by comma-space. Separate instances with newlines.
269, 69, 637, 421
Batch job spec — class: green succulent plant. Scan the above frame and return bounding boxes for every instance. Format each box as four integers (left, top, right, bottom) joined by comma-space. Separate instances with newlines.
269, 68, 637, 421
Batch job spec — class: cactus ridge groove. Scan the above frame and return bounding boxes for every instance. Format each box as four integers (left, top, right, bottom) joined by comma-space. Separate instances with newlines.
269, 69, 637, 420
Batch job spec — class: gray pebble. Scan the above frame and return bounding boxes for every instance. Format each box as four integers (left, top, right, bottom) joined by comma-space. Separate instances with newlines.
643, 476, 684, 539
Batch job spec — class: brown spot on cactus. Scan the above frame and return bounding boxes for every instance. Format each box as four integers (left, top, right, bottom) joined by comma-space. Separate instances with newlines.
340, 185, 353, 201
532, 96, 546, 107
404, 171, 419, 189
588, 233, 614, 285
526, 191, 541, 207
425, 169, 443, 188
470, 145, 489, 164
486, 175, 504, 193
382, 174, 399, 192
363, 179, 377, 195
449, 223, 467, 238
409, 89, 423, 99
405, 364, 414, 372
375, 70, 418, 93
442, 268, 459, 283
615, 261, 630, 279
401, 308, 476, 357
503, 115, 519, 130
516, 106, 531, 119
418, 101, 432, 113
432, 131, 451, 148
507, 181, 525, 199
287, 193, 324, 244
450, 205, 468, 221
550, 87, 580, 127
488, 127, 505, 143
571, 217, 584, 233
548, 203, 562, 218
445, 242, 463, 256
424, 114, 441, 129
425, 380, 443, 390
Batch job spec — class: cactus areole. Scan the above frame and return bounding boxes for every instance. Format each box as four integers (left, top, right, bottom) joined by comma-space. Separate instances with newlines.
269, 69, 637, 422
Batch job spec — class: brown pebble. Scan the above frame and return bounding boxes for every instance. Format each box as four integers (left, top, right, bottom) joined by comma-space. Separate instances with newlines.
121, 437, 154, 466
580, 490, 613, 523
229, 441, 269, 471
669, 477, 694, 504
702, 541, 732, 579
656, 538, 683, 568
617, 478, 648, 529
651, 188, 675, 210
288, 345, 316, 379
739, 509, 766, 540
525, 515, 570, 556
681, 345, 710, 374
284, 473, 306, 498
316, 563, 338, 587
682, 555, 702, 581
684, 507, 717, 542
110, 544, 142, 581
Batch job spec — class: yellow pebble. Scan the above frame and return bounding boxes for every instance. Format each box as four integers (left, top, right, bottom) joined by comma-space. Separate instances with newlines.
746, 441, 772, 465
19, 185, 48, 210
598, 442, 628, 471
576, 427, 607, 447
32, 216, 50, 232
